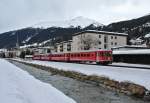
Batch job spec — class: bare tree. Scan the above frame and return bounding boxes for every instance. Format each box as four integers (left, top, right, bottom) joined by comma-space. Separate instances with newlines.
78, 35, 99, 50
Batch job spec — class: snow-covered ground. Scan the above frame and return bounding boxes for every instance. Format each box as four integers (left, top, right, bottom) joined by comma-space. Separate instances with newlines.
0, 59, 76, 103
14, 59, 150, 90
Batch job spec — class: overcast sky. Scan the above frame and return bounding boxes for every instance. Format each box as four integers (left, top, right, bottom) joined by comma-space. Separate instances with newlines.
0, 0, 150, 33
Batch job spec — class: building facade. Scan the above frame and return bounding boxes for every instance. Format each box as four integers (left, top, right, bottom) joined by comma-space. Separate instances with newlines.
55, 40, 72, 53
72, 30, 127, 51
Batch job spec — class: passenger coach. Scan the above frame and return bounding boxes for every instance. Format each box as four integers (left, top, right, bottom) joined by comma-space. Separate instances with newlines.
33, 50, 112, 65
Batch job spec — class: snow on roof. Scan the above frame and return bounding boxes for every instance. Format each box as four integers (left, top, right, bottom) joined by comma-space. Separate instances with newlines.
73, 30, 128, 36
0, 59, 76, 103
113, 49, 150, 55
145, 33, 150, 38
112, 45, 148, 49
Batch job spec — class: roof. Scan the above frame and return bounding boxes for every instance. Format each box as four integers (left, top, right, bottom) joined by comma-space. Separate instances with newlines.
73, 30, 128, 37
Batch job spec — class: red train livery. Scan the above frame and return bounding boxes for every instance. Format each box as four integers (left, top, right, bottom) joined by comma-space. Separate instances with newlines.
33, 50, 113, 65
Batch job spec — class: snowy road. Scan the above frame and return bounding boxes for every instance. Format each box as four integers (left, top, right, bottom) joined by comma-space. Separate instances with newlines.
14, 59, 150, 90
0, 59, 76, 103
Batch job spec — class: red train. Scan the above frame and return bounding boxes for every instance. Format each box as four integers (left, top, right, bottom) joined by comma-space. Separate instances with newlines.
33, 50, 113, 65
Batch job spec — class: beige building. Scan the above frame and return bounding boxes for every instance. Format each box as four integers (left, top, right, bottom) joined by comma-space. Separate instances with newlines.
72, 30, 127, 51
55, 40, 72, 53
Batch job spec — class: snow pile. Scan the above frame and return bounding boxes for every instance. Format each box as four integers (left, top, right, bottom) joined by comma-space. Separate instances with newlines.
0, 59, 76, 103
15, 59, 150, 90
33, 16, 103, 28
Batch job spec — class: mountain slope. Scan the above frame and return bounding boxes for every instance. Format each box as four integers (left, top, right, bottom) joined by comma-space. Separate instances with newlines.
1, 15, 150, 48
0, 17, 104, 48
106, 14, 150, 39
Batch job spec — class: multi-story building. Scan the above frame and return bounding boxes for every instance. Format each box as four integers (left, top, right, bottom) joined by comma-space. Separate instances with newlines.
72, 30, 127, 51
62, 40, 72, 52
55, 40, 72, 53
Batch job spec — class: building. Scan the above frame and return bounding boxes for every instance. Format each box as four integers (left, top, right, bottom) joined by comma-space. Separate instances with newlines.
72, 30, 127, 51
55, 42, 63, 53
55, 40, 72, 53
63, 40, 72, 52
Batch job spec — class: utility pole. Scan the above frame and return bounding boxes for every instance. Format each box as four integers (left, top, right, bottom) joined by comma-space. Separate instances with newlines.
16, 32, 19, 49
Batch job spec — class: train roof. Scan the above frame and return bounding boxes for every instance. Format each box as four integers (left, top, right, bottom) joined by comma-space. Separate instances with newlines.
51, 49, 112, 54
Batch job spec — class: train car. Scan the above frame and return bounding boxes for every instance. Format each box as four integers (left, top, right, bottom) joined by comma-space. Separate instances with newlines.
69, 50, 112, 64
95, 50, 112, 64
51, 53, 70, 62
32, 50, 112, 65
70, 51, 96, 62
33, 54, 41, 60
40, 54, 51, 61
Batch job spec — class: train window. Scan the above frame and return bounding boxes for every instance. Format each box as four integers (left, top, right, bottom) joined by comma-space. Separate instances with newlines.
101, 52, 104, 56
99, 53, 101, 56
81, 54, 83, 57
75, 54, 77, 57
87, 54, 90, 57
78, 54, 80, 57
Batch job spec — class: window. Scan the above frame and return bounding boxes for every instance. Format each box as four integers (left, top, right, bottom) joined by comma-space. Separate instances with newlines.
104, 36, 108, 43
111, 36, 113, 39
111, 42, 113, 45
99, 41, 101, 44
99, 35, 101, 38
115, 36, 117, 39
104, 44, 107, 49
115, 42, 117, 45
78, 54, 80, 57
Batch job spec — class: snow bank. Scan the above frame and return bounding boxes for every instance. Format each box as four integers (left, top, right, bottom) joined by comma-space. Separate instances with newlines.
15, 59, 150, 90
0, 59, 76, 103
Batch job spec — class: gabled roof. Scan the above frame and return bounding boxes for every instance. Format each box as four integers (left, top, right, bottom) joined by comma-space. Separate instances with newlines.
73, 30, 128, 36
